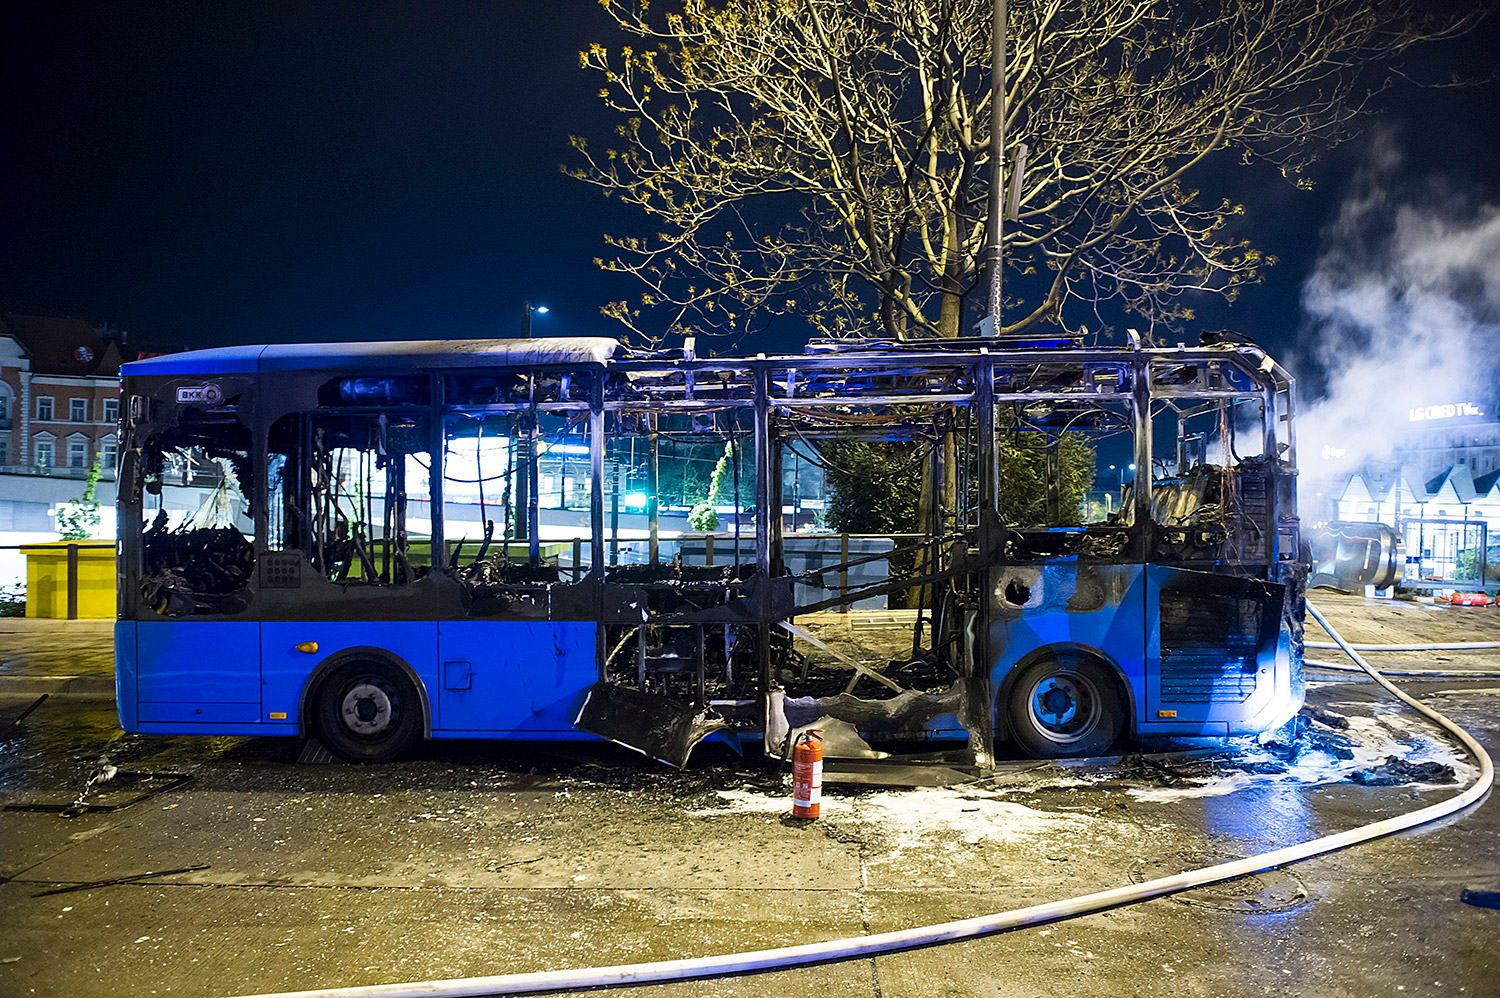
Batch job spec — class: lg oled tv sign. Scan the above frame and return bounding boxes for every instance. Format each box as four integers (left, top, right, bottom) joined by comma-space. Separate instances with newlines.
1408, 401, 1485, 422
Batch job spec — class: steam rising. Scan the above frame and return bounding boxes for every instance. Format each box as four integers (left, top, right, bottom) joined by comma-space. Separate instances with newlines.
1297, 148, 1500, 487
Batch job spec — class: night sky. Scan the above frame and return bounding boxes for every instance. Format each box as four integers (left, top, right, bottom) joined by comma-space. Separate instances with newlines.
2, 2, 1497, 365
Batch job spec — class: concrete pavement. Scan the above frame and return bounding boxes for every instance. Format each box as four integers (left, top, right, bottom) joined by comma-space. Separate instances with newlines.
1, 601, 1497, 996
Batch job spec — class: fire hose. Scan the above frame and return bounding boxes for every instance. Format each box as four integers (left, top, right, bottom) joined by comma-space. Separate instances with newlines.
1305, 634, 1500, 677
241, 601, 1493, 998
1306, 660, 1500, 678
1306, 640, 1500, 652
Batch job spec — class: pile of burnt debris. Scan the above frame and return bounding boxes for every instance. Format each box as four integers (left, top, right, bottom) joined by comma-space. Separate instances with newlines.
1108, 706, 1458, 788
448, 556, 756, 592
454, 557, 560, 591
781, 654, 954, 700
605, 560, 755, 585
140, 513, 255, 615
1256, 711, 1358, 766
1348, 756, 1458, 786
1266, 708, 1454, 784
1003, 527, 1131, 561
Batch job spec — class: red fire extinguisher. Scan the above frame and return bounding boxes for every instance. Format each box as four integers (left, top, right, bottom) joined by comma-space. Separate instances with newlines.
792, 729, 824, 819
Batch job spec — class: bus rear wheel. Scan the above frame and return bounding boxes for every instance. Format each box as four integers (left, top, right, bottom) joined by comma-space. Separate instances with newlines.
313, 659, 421, 763
1007, 652, 1124, 759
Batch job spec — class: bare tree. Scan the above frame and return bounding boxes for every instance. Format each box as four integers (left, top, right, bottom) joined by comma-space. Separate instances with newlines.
570, 0, 1479, 344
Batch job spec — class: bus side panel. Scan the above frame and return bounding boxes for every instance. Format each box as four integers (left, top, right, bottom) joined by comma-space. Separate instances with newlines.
1143, 565, 1288, 732
988, 563, 1147, 723
435, 621, 598, 734
115, 619, 138, 732
134, 621, 262, 724
261, 621, 438, 729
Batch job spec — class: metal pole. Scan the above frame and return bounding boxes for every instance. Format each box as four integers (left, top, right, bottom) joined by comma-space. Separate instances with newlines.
1129, 333, 1153, 536
527, 419, 540, 564
975, 353, 999, 559
590, 376, 605, 576
522, 300, 532, 338
1481, 522, 1488, 588
983, 0, 1008, 329
609, 457, 620, 566
752, 365, 771, 579
66, 543, 78, 620
647, 413, 660, 565
840, 532, 849, 614
430, 376, 445, 572
751, 363, 772, 752
972, 354, 998, 769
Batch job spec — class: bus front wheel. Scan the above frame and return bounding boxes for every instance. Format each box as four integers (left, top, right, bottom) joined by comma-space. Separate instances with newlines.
313, 659, 422, 763
1006, 652, 1125, 759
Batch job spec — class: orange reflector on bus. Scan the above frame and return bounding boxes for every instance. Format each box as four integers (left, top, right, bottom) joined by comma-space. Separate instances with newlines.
294, 641, 318, 654
1157, 710, 1178, 718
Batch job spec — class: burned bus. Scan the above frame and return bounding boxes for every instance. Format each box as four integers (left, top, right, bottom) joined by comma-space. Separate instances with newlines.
115, 333, 1304, 765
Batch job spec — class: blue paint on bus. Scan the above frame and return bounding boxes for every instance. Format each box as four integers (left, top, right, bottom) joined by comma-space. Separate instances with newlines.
120, 619, 604, 738
435, 621, 598, 732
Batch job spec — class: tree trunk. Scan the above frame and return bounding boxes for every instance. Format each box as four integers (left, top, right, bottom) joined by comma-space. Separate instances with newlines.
937, 209, 964, 340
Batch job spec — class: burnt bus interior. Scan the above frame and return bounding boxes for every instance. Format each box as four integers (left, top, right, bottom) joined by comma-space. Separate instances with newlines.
121, 334, 1302, 765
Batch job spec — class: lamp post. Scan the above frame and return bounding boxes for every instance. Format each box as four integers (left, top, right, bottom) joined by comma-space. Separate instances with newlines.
983, 0, 1008, 330
522, 300, 549, 338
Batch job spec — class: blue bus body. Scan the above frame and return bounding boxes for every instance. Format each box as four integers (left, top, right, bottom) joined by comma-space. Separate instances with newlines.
117, 618, 599, 737
116, 336, 1304, 764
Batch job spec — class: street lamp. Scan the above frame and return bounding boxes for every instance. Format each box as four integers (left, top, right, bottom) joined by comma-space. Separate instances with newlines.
522, 300, 549, 338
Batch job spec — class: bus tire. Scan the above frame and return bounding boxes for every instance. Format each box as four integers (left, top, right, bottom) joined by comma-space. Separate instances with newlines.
313, 659, 422, 763
1007, 651, 1124, 759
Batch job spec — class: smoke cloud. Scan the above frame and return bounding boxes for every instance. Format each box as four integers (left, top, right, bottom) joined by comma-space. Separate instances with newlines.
1296, 143, 1500, 489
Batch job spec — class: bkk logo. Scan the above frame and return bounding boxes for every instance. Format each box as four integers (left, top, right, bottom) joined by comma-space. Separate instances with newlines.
176, 383, 225, 406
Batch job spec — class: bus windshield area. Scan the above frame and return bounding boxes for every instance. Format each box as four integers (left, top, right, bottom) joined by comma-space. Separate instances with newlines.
135, 411, 255, 616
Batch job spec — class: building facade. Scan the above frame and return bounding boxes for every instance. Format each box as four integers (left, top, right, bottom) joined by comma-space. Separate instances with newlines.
0, 315, 129, 479
1325, 393, 1500, 586
1392, 399, 1500, 481
0, 315, 142, 582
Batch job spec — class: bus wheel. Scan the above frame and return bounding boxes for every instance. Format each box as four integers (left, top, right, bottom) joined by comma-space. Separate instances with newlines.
313, 660, 421, 763
1007, 652, 1124, 759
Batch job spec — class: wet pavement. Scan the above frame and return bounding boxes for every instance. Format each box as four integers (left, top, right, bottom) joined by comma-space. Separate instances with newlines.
1, 596, 1498, 997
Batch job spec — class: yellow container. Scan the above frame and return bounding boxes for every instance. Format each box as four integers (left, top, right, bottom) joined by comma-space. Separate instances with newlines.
21, 542, 116, 619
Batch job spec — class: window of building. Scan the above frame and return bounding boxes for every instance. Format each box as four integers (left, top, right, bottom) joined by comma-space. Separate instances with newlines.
36, 396, 54, 421
103, 398, 119, 424
102, 435, 118, 470
67, 435, 88, 469
34, 434, 54, 469
0, 438, 8, 466
69, 398, 87, 422
0, 384, 11, 424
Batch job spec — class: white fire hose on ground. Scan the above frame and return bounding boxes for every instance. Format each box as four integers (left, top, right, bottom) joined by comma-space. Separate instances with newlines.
1305, 635, 1500, 677
1305, 640, 1500, 652
1306, 660, 1500, 677
240, 602, 1494, 998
